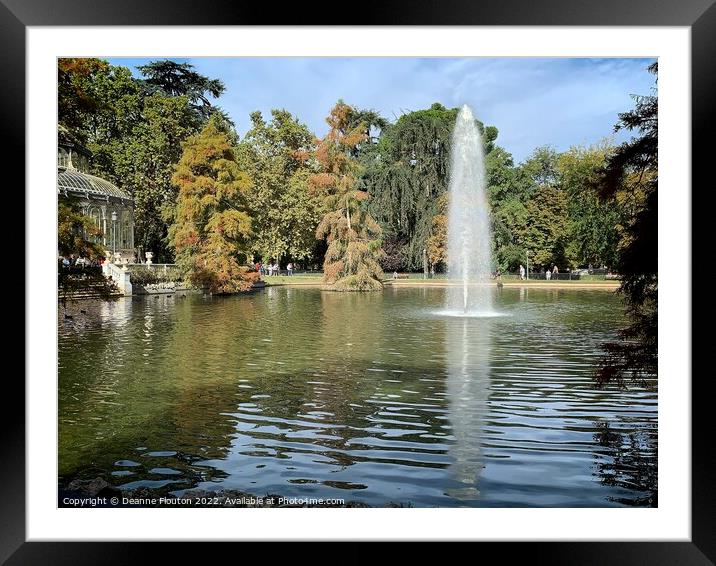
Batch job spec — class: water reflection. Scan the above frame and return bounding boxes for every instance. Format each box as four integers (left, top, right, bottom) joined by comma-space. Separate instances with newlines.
59, 287, 657, 507
444, 317, 491, 500
592, 421, 658, 507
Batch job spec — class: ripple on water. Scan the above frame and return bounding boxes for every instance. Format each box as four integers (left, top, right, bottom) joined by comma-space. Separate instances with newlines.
149, 467, 183, 476
143, 451, 177, 458
58, 288, 655, 508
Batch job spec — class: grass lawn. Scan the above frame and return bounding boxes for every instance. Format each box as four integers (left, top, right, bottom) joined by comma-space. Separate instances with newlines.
263, 274, 324, 286
262, 273, 619, 289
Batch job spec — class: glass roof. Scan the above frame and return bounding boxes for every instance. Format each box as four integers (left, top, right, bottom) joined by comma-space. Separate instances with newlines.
57, 168, 132, 203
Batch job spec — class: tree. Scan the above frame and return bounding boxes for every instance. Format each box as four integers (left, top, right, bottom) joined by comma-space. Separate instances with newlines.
491, 197, 528, 271
137, 60, 226, 121
366, 103, 498, 270
236, 109, 323, 265
380, 235, 409, 273
557, 143, 622, 269
57, 195, 117, 307
596, 63, 658, 386
345, 106, 390, 158
485, 145, 530, 271
91, 93, 201, 262
312, 102, 384, 291
58, 196, 105, 261
516, 185, 569, 270
426, 192, 448, 271
170, 119, 258, 294
58, 58, 110, 139
518, 146, 559, 191
58, 59, 227, 263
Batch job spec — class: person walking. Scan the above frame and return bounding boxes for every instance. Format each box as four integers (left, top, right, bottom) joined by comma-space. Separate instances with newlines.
519, 264, 525, 280
287, 262, 293, 276
553, 265, 559, 279
546, 268, 551, 281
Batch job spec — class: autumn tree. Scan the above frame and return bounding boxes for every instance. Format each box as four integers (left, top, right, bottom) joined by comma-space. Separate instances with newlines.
57, 195, 117, 307
58, 58, 110, 139
58, 196, 105, 261
312, 102, 384, 291
170, 118, 258, 294
426, 192, 448, 270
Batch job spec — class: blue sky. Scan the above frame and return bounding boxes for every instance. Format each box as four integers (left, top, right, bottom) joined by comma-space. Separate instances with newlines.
108, 57, 656, 163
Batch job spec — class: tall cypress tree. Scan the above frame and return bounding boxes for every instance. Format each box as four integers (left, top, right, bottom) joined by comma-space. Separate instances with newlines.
170, 117, 258, 294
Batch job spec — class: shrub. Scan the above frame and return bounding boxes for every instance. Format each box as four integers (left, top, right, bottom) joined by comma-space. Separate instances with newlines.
129, 266, 182, 285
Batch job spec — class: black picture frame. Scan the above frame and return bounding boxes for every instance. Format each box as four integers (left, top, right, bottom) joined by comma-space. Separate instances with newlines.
7, 0, 710, 562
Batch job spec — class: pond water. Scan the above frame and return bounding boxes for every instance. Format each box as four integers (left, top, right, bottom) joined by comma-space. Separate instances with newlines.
58, 286, 657, 507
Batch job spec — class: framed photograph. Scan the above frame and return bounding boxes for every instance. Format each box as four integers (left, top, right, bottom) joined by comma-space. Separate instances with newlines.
8, 0, 709, 561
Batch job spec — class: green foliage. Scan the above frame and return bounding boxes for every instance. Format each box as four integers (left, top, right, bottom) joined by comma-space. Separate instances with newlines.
596, 63, 658, 386
170, 119, 258, 294
137, 60, 226, 122
90, 93, 201, 262
58, 59, 226, 263
58, 195, 105, 261
558, 144, 622, 268
515, 185, 570, 269
365, 103, 497, 269
236, 110, 323, 264
57, 58, 649, 298
58, 58, 110, 140
129, 266, 182, 285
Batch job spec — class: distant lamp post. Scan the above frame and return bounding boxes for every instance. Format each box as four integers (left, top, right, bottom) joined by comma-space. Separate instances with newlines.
111, 211, 118, 261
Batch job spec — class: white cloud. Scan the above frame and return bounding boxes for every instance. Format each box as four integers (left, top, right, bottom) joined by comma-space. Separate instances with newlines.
114, 56, 656, 162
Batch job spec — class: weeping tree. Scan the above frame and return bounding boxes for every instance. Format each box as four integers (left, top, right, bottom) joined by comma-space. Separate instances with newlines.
365, 103, 498, 270
312, 102, 384, 291
169, 117, 258, 294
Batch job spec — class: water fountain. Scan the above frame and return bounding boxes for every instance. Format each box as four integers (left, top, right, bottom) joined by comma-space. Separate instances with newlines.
445, 105, 495, 316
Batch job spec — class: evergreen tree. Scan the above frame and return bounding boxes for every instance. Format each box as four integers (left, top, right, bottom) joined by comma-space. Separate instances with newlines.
596, 63, 658, 386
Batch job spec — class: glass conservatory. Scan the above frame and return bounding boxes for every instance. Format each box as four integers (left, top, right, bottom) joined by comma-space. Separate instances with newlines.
57, 138, 135, 263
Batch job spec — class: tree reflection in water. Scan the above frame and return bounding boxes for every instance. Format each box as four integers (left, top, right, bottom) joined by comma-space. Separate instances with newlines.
592, 421, 657, 507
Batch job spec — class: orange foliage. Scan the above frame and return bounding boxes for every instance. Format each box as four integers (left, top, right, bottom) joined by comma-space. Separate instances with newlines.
171, 120, 256, 294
